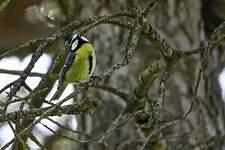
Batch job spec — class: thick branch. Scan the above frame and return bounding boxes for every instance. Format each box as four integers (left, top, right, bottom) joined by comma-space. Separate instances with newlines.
134, 61, 166, 99
124, 24, 142, 63
142, 23, 174, 58
0, 99, 101, 122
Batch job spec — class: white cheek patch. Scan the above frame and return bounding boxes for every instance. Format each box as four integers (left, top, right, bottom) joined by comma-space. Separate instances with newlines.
71, 39, 78, 51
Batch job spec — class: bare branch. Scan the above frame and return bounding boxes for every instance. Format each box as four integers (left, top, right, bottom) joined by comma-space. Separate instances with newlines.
0, 69, 45, 77
0, 99, 101, 122
134, 61, 166, 99
94, 85, 130, 102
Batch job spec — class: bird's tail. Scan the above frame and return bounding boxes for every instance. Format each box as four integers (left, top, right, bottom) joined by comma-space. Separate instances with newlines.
50, 84, 67, 102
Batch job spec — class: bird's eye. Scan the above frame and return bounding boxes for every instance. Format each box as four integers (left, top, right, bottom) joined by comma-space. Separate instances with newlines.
71, 39, 78, 51
77, 33, 81, 38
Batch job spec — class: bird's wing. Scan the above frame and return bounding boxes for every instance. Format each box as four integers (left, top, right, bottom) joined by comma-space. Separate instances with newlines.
58, 51, 76, 87
50, 51, 76, 101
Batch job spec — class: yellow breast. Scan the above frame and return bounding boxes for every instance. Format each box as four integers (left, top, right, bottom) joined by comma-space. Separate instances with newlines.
64, 43, 96, 83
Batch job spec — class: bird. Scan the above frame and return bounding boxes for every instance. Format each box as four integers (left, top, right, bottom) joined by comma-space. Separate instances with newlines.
50, 33, 96, 101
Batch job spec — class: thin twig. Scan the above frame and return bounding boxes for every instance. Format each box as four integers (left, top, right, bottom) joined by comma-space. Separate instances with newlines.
46, 117, 90, 137
28, 133, 47, 150
0, 38, 44, 60
0, 69, 45, 77
94, 85, 130, 102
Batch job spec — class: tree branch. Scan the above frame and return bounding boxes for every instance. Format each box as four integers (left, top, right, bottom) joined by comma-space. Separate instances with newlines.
0, 69, 45, 77
0, 99, 101, 122
134, 61, 166, 99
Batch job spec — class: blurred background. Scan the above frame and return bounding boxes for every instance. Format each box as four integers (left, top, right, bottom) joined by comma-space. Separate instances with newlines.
0, 0, 225, 149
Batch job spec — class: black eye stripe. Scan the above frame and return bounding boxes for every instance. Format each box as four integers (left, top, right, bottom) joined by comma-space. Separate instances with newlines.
69, 36, 89, 52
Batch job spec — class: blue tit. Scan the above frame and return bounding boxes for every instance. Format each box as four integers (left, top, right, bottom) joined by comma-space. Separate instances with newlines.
50, 33, 96, 101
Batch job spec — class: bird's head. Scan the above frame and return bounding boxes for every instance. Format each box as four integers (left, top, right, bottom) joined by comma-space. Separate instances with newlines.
65, 33, 89, 52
